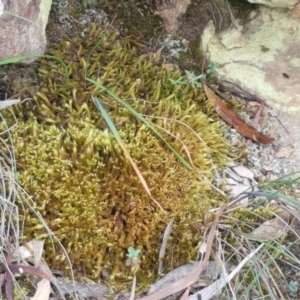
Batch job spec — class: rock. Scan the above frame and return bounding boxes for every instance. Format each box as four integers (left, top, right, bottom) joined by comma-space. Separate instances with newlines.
156, 0, 191, 32
220, 26, 245, 49
0, 0, 52, 62
276, 144, 295, 158
292, 2, 300, 17
248, 0, 299, 9
232, 165, 254, 180
201, 6, 300, 113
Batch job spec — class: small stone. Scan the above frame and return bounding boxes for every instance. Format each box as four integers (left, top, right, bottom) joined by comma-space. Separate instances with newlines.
232, 165, 255, 180
226, 178, 237, 185
262, 165, 273, 172
269, 108, 279, 117
225, 168, 243, 182
276, 145, 295, 158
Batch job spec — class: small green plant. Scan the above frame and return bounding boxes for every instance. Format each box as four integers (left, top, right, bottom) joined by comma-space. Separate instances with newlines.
169, 70, 203, 88
168, 63, 220, 89
81, 0, 88, 9
206, 61, 220, 79
126, 247, 141, 273
184, 70, 203, 88
288, 280, 298, 297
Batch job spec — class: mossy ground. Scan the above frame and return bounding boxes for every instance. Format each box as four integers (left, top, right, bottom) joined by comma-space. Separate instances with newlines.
1, 24, 236, 289
0, 1, 298, 298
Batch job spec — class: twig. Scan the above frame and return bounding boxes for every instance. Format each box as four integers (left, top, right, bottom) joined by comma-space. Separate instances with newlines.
130, 275, 137, 300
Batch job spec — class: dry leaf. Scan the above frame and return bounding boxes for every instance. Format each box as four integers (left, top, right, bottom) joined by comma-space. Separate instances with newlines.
14, 245, 32, 260
158, 220, 174, 275
30, 278, 51, 300
8, 264, 51, 279
203, 83, 274, 144
148, 261, 227, 296
147, 263, 207, 295
129, 275, 137, 300
250, 217, 288, 241
180, 287, 191, 300
0, 99, 20, 110
246, 102, 265, 146
140, 203, 228, 300
199, 241, 207, 254
31, 240, 44, 268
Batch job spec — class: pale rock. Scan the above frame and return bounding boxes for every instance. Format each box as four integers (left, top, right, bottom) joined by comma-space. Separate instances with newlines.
269, 107, 279, 117
225, 183, 250, 205
156, 0, 191, 32
220, 26, 245, 49
232, 165, 255, 180
276, 145, 295, 158
225, 168, 243, 182
202, 6, 300, 113
225, 178, 237, 185
262, 165, 273, 172
0, 0, 52, 62
248, 0, 298, 9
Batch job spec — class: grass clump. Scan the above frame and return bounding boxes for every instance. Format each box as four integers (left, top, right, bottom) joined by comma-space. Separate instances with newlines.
5, 24, 234, 289
213, 174, 300, 300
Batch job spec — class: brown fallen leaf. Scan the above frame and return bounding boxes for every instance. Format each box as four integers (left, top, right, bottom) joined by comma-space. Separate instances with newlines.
203, 82, 274, 144
250, 217, 288, 241
246, 102, 265, 147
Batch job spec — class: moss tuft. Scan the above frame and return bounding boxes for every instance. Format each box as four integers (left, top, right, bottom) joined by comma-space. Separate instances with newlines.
10, 24, 233, 288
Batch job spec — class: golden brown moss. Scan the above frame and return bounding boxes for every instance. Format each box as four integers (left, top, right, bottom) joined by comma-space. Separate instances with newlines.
10, 24, 233, 288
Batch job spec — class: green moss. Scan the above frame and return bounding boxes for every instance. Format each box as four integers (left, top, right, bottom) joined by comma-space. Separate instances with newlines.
10, 24, 233, 289
177, 39, 205, 73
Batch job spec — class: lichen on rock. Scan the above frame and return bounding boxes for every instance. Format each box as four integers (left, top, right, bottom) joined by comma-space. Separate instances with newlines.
9, 24, 233, 287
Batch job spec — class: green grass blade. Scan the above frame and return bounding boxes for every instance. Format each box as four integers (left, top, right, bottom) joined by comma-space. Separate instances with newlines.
87, 36, 105, 68
81, 35, 105, 78
86, 77, 192, 169
246, 190, 300, 208
93, 96, 124, 142
92, 97, 166, 212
